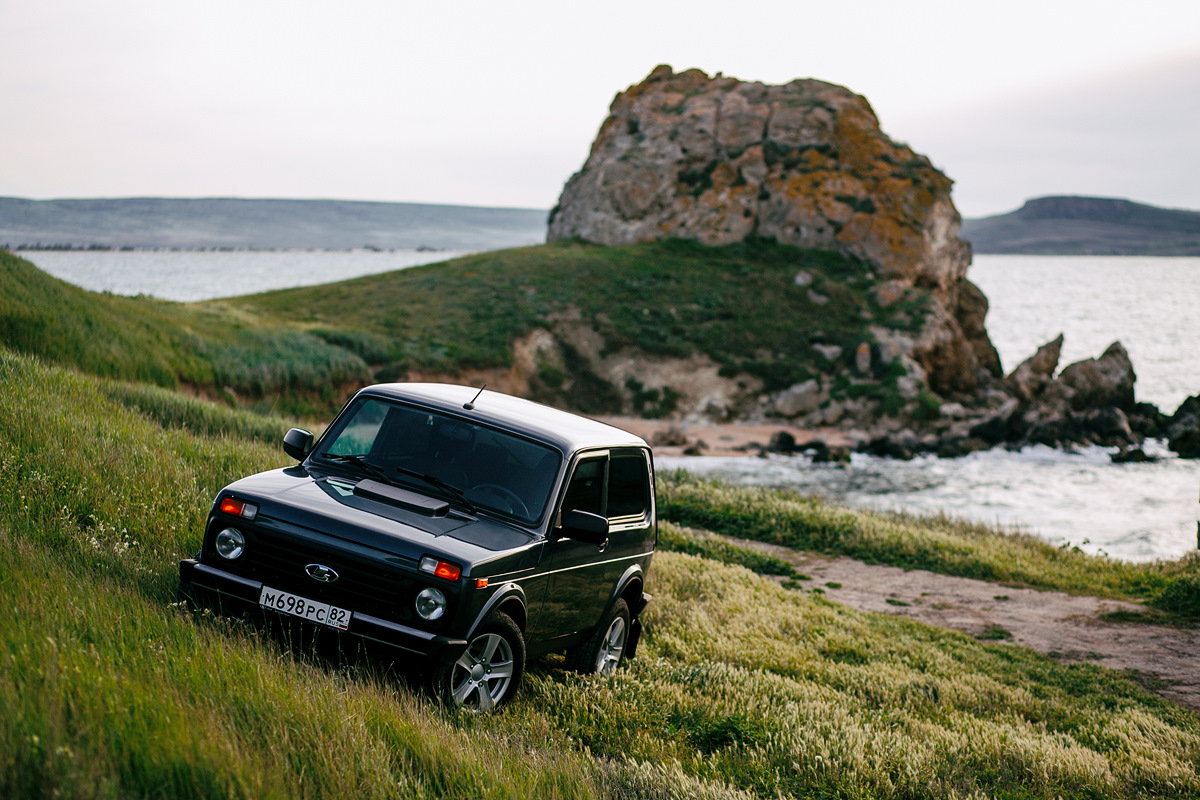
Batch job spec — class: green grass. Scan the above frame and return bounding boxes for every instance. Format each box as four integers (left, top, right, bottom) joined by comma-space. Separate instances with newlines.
657, 471, 1200, 617
3, 347, 1200, 798
0, 249, 371, 416
229, 237, 920, 394
1, 239, 924, 418
657, 521, 808, 581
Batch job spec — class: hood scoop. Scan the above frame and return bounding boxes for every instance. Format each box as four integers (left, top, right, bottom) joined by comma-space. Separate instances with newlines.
353, 479, 449, 517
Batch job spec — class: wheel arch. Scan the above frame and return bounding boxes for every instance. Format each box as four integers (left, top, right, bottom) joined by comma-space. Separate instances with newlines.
608, 563, 645, 618
465, 582, 527, 637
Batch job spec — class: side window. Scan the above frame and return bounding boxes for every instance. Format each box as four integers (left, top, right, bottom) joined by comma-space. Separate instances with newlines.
561, 451, 649, 521
562, 457, 605, 516
607, 454, 649, 518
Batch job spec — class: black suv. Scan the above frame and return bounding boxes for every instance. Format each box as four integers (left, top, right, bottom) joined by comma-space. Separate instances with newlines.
178, 383, 656, 710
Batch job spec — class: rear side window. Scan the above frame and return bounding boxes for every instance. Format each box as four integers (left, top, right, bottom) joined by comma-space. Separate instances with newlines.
607, 455, 649, 518
561, 451, 650, 521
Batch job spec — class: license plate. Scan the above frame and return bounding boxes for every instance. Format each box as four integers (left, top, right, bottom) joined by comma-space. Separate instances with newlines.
258, 585, 352, 630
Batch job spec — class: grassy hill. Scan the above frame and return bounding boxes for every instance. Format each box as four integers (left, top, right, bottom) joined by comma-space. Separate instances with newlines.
3, 347, 1200, 799
0, 240, 926, 419
4, 240, 1200, 796
0, 196, 547, 251
963, 196, 1200, 256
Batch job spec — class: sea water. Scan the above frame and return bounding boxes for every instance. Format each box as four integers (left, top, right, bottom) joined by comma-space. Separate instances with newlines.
21, 250, 1200, 561
972, 255, 1200, 412
659, 256, 1200, 562
23, 248, 467, 302
658, 441, 1199, 563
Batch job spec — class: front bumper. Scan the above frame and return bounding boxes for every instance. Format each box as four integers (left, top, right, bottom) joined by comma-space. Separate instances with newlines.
178, 559, 469, 663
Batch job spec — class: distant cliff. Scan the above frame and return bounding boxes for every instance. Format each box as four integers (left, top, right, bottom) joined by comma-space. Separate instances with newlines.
963, 196, 1200, 256
0, 197, 547, 251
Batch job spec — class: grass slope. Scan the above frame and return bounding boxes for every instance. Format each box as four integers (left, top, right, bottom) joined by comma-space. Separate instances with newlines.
0, 239, 925, 417
3, 349, 1199, 799
0, 249, 367, 415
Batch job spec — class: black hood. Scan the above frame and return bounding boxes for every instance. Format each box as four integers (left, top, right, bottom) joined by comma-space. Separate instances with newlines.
222, 467, 539, 570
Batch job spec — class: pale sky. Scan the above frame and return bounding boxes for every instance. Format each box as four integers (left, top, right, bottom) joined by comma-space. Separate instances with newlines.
2, 0, 1197, 217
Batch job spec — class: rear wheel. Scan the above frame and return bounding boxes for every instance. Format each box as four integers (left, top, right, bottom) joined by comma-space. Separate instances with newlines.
436, 612, 524, 712
568, 598, 630, 675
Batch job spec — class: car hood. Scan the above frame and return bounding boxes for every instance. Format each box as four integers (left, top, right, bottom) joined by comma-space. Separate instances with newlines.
222, 467, 539, 569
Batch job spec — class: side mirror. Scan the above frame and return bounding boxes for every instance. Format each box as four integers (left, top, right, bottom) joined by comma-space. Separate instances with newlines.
560, 509, 609, 545
283, 428, 314, 461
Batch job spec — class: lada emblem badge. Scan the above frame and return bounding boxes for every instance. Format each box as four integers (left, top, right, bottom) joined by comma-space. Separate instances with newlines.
305, 563, 339, 583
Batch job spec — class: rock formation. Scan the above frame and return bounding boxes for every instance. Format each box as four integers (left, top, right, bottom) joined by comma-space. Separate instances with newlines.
956, 337, 1151, 452
540, 65, 1158, 457
548, 64, 999, 396
1165, 396, 1200, 458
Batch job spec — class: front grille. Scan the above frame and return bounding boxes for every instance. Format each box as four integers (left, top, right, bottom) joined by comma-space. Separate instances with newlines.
209, 522, 414, 619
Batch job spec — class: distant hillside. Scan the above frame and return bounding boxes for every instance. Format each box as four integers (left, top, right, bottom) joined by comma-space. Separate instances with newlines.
0, 240, 931, 422
0, 197, 548, 251
963, 196, 1200, 255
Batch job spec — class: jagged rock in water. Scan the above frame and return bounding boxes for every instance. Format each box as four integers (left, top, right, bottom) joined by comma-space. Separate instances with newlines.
1050, 342, 1136, 413
1166, 395, 1200, 458
1005, 335, 1063, 402
1006, 340, 1142, 449
548, 64, 999, 395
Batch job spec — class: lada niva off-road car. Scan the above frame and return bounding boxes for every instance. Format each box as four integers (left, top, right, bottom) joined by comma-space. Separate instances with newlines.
178, 383, 656, 710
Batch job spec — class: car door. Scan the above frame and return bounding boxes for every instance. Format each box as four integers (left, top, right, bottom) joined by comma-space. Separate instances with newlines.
532, 448, 654, 647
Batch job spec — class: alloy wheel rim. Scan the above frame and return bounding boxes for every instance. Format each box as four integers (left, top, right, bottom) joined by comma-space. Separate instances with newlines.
596, 617, 626, 674
450, 632, 514, 711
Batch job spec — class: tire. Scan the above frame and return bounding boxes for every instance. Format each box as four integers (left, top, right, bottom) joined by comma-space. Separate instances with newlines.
568, 598, 630, 675
435, 612, 525, 712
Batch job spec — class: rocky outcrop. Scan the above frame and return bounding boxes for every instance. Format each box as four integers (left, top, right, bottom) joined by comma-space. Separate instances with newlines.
1005, 335, 1062, 402
538, 66, 1157, 457
548, 65, 999, 396
1165, 396, 1200, 458
982, 338, 1145, 449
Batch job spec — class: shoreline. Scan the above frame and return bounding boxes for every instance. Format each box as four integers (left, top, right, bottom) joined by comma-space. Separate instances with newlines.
597, 415, 854, 457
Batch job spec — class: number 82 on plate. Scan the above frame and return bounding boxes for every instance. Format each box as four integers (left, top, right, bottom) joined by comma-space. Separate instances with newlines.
259, 585, 351, 630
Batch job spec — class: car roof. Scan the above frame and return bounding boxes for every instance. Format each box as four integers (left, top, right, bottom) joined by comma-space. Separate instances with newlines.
354, 383, 649, 454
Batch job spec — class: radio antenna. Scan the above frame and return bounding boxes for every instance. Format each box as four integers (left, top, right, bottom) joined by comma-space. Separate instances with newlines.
463, 384, 487, 410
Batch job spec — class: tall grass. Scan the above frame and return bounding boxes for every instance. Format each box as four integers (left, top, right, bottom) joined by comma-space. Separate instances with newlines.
2, 348, 1198, 799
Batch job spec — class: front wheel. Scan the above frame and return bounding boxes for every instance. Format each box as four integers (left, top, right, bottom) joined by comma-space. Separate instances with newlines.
435, 612, 525, 712
568, 598, 630, 675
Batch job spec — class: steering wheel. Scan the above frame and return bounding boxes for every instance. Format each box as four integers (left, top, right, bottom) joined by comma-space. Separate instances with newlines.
471, 483, 530, 518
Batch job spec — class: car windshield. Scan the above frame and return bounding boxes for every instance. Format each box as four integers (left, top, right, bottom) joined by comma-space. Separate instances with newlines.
316, 397, 561, 525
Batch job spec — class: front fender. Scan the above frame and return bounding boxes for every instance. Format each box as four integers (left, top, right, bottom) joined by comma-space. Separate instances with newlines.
465, 582, 527, 638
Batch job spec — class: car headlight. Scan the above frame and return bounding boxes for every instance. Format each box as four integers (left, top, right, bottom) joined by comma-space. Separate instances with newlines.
215, 527, 245, 559
415, 587, 446, 621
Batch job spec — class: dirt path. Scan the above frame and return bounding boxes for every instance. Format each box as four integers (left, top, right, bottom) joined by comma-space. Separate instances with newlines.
728, 536, 1200, 711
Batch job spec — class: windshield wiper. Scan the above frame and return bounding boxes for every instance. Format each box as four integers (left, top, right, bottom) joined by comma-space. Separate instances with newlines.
320, 453, 393, 485
393, 466, 476, 513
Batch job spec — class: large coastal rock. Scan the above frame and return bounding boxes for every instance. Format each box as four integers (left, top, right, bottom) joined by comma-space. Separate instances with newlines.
548, 65, 999, 395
